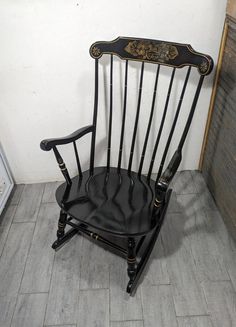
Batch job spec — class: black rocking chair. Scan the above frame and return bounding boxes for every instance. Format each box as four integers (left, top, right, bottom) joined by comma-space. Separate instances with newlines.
40, 37, 213, 295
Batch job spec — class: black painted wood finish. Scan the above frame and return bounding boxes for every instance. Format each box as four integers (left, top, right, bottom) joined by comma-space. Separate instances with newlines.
40, 36, 213, 294
55, 167, 156, 236
90, 37, 213, 75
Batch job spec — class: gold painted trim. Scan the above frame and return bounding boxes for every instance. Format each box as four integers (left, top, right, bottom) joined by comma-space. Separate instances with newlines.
127, 257, 136, 262
154, 202, 161, 208
58, 161, 67, 172
124, 40, 179, 63
89, 36, 213, 76
89, 232, 99, 240
91, 46, 101, 57
198, 20, 228, 169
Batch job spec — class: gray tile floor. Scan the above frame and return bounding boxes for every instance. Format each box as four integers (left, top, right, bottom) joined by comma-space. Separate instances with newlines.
0, 171, 236, 327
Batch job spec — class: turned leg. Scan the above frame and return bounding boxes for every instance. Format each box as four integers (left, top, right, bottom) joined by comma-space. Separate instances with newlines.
127, 237, 136, 284
57, 209, 67, 239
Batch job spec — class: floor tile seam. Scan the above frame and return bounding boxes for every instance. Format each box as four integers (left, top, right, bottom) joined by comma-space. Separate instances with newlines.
13, 183, 45, 223
14, 184, 47, 327
110, 319, 144, 323
18, 184, 46, 294
175, 313, 212, 318
18, 291, 49, 295
0, 204, 18, 259
79, 287, 110, 292
140, 283, 178, 326
42, 248, 56, 326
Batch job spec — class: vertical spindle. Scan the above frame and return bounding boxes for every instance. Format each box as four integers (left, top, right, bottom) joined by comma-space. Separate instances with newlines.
107, 54, 113, 172
138, 64, 160, 177
128, 62, 145, 173
53, 146, 71, 186
155, 75, 204, 186
90, 59, 99, 176
73, 141, 82, 177
156, 66, 191, 180
147, 68, 176, 181
178, 75, 205, 150
117, 60, 128, 171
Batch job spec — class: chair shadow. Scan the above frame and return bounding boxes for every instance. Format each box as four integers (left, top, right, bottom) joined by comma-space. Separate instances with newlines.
137, 171, 224, 287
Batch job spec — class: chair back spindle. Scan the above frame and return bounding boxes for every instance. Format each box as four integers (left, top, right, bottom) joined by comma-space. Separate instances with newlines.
156, 66, 192, 181
147, 67, 176, 181
178, 75, 205, 151
128, 61, 145, 174
107, 54, 113, 172
155, 75, 205, 187
90, 59, 99, 175
73, 141, 82, 177
138, 64, 160, 177
117, 60, 128, 172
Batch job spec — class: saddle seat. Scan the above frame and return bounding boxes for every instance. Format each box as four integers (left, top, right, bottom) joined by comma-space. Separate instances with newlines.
56, 167, 157, 237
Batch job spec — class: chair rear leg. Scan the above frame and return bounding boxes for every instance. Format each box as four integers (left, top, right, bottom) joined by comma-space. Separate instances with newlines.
126, 237, 137, 293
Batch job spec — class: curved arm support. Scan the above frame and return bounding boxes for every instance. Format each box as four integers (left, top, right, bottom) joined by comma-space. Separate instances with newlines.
40, 125, 94, 151
154, 149, 182, 208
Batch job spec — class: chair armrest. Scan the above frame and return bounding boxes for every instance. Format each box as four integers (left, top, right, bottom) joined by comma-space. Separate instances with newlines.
40, 125, 94, 151
158, 149, 182, 188
154, 149, 181, 207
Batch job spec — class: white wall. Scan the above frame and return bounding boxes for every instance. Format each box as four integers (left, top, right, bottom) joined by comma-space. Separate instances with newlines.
0, 0, 227, 183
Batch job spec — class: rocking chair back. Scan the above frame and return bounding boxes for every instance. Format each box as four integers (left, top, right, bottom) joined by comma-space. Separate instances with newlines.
89, 37, 213, 185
